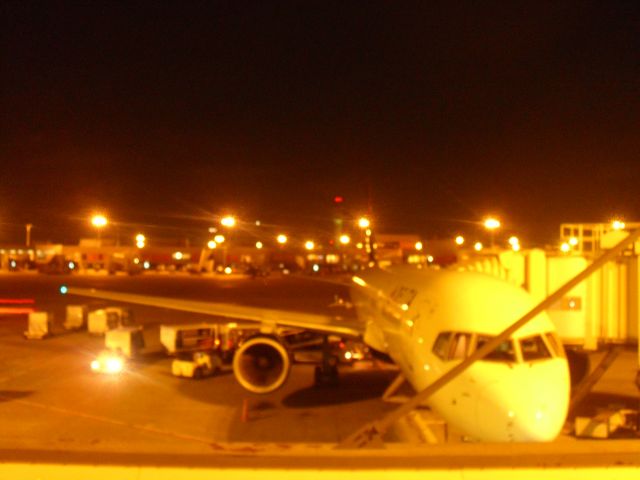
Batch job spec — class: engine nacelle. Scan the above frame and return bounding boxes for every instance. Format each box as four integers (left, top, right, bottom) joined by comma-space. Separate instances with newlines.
232, 336, 291, 394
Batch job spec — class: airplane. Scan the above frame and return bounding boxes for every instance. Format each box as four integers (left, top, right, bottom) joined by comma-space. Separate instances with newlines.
63, 264, 570, 443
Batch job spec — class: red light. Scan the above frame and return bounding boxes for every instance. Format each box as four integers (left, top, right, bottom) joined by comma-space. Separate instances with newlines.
333, 196, 344, 204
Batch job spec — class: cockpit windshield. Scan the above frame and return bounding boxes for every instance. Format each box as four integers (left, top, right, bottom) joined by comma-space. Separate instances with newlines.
475, 335, 516, 362
432, 331, 561, 364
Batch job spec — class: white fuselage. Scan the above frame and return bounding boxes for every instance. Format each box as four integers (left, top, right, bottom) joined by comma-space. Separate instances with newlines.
351, 266, 570, 442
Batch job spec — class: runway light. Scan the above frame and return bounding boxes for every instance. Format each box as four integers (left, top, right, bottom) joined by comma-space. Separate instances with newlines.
560, 242, 571, 253
207, 240, 217, 249
415, 241, 423, 251
214, 234, 225, 244
59, 285, 68, 295
143, 261, 150, 269
224, 266, 232, 274
255, 241, 263, 249
344, 351, 353, 360
455, 235, 465, 246
68, 262, 75, 270
312, 264, 320, 272
276, 234, 287, 245
304, 240, 315, 251
173, 251, 184, 260
339, 234, 350, 245
427, 255, 434, 263
474, 242, 483, 252
568, 237, 579, 246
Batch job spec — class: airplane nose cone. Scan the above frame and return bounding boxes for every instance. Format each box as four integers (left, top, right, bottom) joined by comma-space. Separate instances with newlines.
475, 362, 570, 442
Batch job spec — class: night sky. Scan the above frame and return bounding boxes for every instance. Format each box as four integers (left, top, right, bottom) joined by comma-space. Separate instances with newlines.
1, 1, 638, 245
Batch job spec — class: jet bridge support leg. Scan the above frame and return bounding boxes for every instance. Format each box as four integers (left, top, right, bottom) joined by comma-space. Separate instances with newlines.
568, 345, 622, 416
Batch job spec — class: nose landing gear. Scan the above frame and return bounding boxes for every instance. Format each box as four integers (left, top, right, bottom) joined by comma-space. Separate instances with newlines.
314, 335, 340, 386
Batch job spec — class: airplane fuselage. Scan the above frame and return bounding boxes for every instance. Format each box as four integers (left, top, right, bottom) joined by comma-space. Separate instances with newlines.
351, 266, 570, 442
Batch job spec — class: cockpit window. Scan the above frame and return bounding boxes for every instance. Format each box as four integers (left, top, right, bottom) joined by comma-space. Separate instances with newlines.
520, 335, 552, 361
450, 332, 472, 360
432, 331, 473, 361
475, 335, 516, 362
432, 332, 451, 360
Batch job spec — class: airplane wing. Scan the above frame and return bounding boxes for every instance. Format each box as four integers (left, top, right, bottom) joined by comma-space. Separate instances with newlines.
65, 287, 363, 338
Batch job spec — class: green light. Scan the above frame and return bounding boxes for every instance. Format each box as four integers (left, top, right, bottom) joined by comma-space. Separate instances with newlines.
60, 285, 68, 295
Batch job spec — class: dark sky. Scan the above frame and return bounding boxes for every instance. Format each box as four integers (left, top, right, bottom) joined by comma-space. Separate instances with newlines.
1, 1, 638, 245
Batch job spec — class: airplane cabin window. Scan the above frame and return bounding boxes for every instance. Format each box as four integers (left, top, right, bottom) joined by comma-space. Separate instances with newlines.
520, 335, 552, 361
475, 335, 516, 362
432, 332, 452, 360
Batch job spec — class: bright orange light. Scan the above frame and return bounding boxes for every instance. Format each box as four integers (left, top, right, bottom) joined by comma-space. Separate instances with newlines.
612, 219, 625, 230
91, 214, 108, 228
220, 215, 236, 228
455, 235, 465, 246
357, 217, 370, 229
135, 233, 145, 243
483, 217, 501, 230
214, 234, 225, 243
304, 240, 315, 250
255, 241, 263, 249
339, 234, 350, 245
474, 242, 483, 251
415, 241, 423, 251
276, 234, 287, 245
560, 242, 571, 253
207, 240, 217, 249
568, 237, 579, 246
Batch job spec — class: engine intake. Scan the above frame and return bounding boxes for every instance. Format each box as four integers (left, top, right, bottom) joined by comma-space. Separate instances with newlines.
233, 336, 291, 394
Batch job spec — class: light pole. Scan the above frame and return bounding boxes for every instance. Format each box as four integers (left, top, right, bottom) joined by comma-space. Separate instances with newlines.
25, 224, 33, 247
220, 215, 236, 267
91, 214, 108, 244
483, 217, 500, 249
357, 216, 375, 265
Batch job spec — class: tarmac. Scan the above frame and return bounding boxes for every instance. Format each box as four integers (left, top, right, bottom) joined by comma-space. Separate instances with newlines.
0, 272, 638, 476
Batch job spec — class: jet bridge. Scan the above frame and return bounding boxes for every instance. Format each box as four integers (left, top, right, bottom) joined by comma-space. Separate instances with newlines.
455, 224, 639, 365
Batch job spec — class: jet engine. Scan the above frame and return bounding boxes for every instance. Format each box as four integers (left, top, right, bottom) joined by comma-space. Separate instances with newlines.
232, 336, 291, 393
